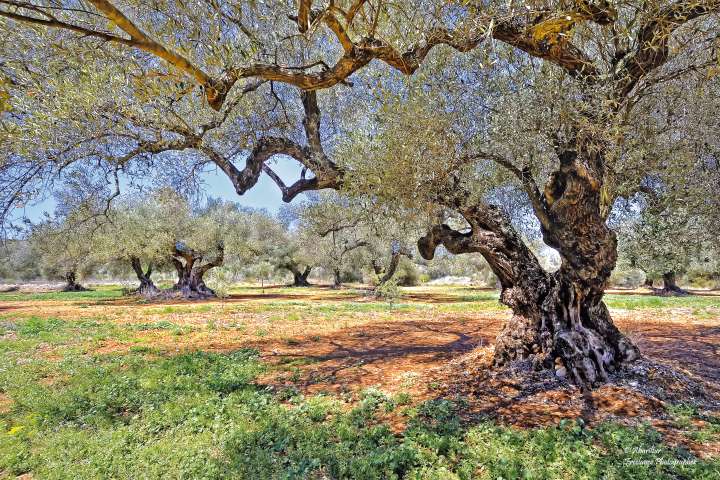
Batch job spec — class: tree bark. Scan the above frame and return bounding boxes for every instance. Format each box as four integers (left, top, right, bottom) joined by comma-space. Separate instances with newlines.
290, 265, 312, 287
419, 152, 639, 389
373, 244, 413, 288
659, 271, 689, 296
332, 268, 342, 288
130, 257, 159, 296
171, 244, 223, 299
281, 261, 312, 287
62, 271, 87, 292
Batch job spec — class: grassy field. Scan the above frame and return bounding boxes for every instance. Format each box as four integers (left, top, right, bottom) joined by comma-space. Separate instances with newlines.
0, 284, 719, 479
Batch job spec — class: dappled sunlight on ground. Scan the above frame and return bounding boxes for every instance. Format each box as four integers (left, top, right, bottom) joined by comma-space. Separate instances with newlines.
1, 283, 719, 459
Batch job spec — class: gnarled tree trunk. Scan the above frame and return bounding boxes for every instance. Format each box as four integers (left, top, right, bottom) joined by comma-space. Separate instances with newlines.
287, 265, 312, 287
419, 151, 639, 388
130, 257, 159, 296
62, 271, 87, 292
660, 271, 689, 296
171, 244, 224, 299
372, 243, 413, 293
332, 268, 342, 289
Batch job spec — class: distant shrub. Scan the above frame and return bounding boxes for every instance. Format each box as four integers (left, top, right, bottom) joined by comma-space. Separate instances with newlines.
610, 267, 645, 288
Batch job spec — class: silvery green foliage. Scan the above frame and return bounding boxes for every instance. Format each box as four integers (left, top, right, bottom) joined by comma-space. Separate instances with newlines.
28, 204, 103, 282
94, 189, 277, 276
0, 0, 717, 227
616, 198, 704, 280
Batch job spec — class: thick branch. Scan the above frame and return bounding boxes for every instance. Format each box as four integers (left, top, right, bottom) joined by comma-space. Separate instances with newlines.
4, 0, 626, 110
419, 204, 547, 290
418, 224, 475, 261
342, 239, 368, 255
1, 0, 221, 106
616, 0, 720, 98
205, 90, 340, 201
471, 151, 553, 233
297, 0, 311, 33
86, 0, 220, 105
195, 244, 224, 277
262, 165, 321, 202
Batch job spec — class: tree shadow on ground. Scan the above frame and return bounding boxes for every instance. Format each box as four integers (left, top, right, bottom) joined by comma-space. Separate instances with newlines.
258, 316, 720, 431
257, 317, 498, 396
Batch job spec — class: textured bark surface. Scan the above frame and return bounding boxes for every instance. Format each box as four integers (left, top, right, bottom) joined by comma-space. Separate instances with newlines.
657, 271, 689, 296
332, 269, 342, 289
171, 244, 224, 299
419, 152, 640, 389
291, 265, 312, 287
374, 244, 413, 287
62, 271, 88, 292
130, 257, 160, 296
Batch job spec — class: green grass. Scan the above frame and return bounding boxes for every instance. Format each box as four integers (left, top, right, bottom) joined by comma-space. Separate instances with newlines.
604, 294, 720, 310
0, 285, 719, 478
1, 356, 717, 479
0, 285, 124, 302
142, 304, 215, 316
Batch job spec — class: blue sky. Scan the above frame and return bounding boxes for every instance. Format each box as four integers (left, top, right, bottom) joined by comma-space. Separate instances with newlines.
14, 155, 306, 224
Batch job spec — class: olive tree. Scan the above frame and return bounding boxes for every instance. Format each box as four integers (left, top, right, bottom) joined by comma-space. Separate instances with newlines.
2, 0, 719, 387
264, 206, 317, 287
171, 198, 273, 298
0, 239, 40, 282
95, 189, 191, 295
28, 210, 100, 291
297, 192, 370, 287
617, 199, 701, 295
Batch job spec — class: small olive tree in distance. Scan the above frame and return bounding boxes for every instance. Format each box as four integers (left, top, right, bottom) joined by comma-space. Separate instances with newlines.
296, 192, 372, 288
28, 208, 100, 291
170, 197, 274, 298
262, 206, 317, 287
617, 201, 700, 295
98, 190, 273, 298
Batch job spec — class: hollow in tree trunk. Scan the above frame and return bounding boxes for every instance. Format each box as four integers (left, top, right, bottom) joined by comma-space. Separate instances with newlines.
419, 151, 639, 388
130, 257, 159, 296
171, 244, 224, 299
62, 271, 88, 292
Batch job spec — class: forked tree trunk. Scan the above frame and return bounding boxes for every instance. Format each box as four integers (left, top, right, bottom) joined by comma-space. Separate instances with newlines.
130, 257, 159, 296
289, 265, 312, 287
419, 152, 639, 388
171, 245, 224, 299
173, 260, 216, 298
62, 271, 87, 292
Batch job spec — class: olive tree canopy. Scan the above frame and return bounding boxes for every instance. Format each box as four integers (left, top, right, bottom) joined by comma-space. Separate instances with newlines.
2, 0, 719, 387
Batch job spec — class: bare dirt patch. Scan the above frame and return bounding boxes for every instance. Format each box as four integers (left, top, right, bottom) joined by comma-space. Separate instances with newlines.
0, 393, 12, 414
6, 286, 719, 453
257, 314, 501, 396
